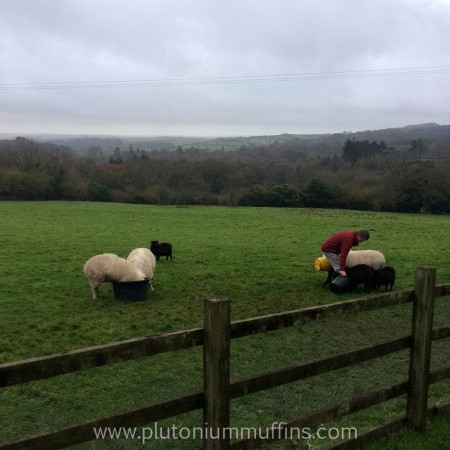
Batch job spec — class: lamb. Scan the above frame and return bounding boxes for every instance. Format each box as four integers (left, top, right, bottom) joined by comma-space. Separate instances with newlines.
329, 265, 374, 294
83, 253, 147, 300
127, 248, 156, 290
346, 264, 375, 292
322, 249, 385, 288
373, 266, 396, 291
150, 240, 173, 261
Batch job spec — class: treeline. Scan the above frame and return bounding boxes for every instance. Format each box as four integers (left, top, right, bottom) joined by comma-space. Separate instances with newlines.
0, 136, 449, 214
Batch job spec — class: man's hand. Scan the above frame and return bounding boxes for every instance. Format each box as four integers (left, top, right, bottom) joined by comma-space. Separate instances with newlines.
340, 270, 347, 277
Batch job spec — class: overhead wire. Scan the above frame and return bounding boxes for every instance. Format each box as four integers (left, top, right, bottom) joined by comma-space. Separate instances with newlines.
0, 65, 449, 91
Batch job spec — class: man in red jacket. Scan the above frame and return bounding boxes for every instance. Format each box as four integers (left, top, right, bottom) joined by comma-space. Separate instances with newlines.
321, 229, 370, 277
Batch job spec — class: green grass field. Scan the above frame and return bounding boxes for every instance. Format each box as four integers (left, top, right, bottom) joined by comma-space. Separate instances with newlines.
0, 202, 449, 449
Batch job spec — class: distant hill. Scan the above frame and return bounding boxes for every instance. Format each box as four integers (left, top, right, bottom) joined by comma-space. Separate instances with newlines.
332, 123, 450, 144
3, 122, 450, 155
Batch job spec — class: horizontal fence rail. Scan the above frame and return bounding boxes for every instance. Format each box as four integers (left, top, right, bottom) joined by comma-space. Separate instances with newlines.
0, 288, 420, 388
229, 336, 412, 399
0, 267, 449, 450
0, 328, 204, 388
0, 392, 205, 450
229, 289, 415, 338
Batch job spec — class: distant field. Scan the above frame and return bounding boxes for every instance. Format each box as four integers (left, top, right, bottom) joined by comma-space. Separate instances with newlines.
0, 202, 449, 449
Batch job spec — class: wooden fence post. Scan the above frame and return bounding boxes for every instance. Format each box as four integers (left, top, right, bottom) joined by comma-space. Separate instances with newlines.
203, 298, 230, 449
406, 266, 436, 431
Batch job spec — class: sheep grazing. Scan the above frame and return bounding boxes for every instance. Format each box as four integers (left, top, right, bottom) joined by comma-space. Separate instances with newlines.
83, 253, 146, 300
346, 250, 385, 270
373, 266, 396, 291
150, 240, 173, 261
346, 264, 375, 292
127, 248, 156, 290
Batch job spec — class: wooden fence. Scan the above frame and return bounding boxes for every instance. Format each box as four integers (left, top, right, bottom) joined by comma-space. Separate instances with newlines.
0, 266, 449, 449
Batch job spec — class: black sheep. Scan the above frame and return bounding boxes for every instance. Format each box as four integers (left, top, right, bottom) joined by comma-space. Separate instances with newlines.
373, 267, 396, 291
346, 264, 374, 292
324, 264, 374, 292
150, 240, 173, 261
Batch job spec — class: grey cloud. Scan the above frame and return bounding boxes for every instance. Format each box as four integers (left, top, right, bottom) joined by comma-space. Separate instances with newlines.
0, 0, 449, 136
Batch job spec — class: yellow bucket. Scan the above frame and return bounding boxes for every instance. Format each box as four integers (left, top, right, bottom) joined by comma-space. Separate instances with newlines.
315, 256, 331, 271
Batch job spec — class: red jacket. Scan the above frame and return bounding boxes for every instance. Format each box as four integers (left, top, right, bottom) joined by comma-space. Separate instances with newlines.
321, 230, 359, 271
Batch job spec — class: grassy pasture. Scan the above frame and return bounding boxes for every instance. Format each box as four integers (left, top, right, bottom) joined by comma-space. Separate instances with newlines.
0, 201, 449, 449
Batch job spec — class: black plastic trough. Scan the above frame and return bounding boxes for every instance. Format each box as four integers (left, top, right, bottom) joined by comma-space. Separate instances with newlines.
111, 279, 149, 301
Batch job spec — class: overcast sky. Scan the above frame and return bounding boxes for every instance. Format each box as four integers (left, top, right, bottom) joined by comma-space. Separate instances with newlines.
1, 0, 450, 137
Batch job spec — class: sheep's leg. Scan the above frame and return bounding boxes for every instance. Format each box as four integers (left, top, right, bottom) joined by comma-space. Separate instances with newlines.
91, 286, 100, 300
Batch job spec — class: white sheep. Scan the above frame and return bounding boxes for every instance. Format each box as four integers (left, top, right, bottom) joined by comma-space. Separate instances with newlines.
345, 250, 386, 270
83, 253, 147, 300
126, 248, 156, 290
